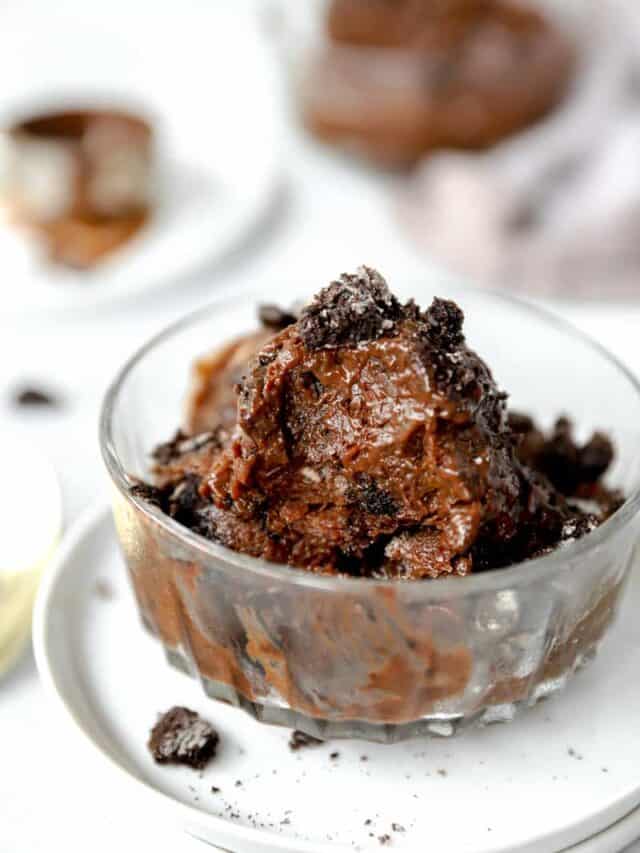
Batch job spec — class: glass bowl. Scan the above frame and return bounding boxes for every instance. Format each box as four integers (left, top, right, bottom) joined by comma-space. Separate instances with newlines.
100, 283, 640, 743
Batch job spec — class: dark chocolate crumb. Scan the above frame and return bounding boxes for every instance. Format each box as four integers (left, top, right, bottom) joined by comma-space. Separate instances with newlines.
329, 751, 340, 760
360, 755, 369, 762
289, 730, 324, 751
13, 385, 60, 408
514, 415, 615, 496
235, 780, 243, 787
365, 819, 372, 826
437, 768, 448, 777
148, 706, 218, 770
299, 266, 402, 351
568, 747, 583, 760
351, 474, 398, 516
211, 786, 221, 794
378, 834, 391, 846
392, 823, 405, 833
130, 480, 165, 508
422, 298, 465, 351
259, 304, 297, 331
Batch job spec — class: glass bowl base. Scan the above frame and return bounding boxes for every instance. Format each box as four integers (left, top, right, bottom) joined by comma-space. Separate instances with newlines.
163, 641, 602, 744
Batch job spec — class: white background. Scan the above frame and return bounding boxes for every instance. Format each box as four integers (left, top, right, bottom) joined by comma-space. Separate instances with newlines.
2, 4, 640, 851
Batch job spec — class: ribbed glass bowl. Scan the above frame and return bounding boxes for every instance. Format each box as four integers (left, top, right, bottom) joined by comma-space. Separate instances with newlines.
100, 283, 640, 743
285, 0, 582, 167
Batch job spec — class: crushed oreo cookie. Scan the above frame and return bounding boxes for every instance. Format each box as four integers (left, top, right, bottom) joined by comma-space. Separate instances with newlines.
13, 385, 60, 408
148, 706, 218, 769
299, 266, 402, 350
289, 730, 324, 751
153, 429, 221, 466
130, 480, 165, 508
510, 414, 615, 496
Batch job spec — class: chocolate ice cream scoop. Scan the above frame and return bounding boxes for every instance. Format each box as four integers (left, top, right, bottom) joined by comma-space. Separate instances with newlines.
144, 266, 614, 580
174, 267, 566, 577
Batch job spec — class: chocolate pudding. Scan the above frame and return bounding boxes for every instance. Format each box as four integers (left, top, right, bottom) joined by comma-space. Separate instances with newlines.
303, 0, 574, 166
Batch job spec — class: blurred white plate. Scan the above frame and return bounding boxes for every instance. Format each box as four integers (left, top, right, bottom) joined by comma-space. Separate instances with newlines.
34, 505, 640, 853
0, 0, 283, 313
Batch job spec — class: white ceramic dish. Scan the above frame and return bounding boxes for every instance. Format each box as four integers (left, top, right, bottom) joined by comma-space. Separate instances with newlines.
0, 0, 282, 314
34, 505, 640, 853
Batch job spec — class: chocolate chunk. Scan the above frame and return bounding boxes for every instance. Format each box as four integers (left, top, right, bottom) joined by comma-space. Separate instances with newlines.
259, 304, 297, 331
289, 730, 324, 751
13, 385, 59, 407
148, 706, 218, 769
299, 266, 402, 350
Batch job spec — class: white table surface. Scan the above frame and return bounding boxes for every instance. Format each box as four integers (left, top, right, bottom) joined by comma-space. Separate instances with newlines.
2, 30, 640, 853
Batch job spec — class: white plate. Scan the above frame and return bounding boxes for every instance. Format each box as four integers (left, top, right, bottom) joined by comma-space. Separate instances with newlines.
34, 506, 640, 853
0, 0, 282, 314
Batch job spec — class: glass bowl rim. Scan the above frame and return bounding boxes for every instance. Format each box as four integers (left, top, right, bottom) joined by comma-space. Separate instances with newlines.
100, 282, 640, 596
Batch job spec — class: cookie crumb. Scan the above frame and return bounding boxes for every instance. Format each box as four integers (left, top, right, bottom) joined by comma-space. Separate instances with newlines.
299, 266, 402, 351
289, 730, 324, 751
329, 751, 340, 760
392, 823, 405, 833
148, 706, 218, 770
437, 768, 448, 777
378, 834, 391, 846
13, 385, 60, 408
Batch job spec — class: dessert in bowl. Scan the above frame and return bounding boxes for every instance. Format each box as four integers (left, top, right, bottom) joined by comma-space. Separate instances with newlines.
299, 0, 575, 166
2, 107, 153, 269
101, 268, 640, 742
